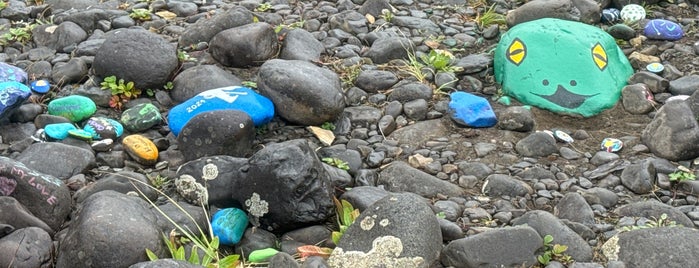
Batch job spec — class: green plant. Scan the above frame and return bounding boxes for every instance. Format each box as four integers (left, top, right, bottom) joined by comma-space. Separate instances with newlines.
0, 1, 7, 10
401, 49, 428, 83
621, 213, 680, 231
333, 62, 362, 88
537, 235, 573, 266
331, 197, 359, 245
380, 9, 394, 22
420, 49, 462, 73
669, 166, 696, 183
147, 174, 170, 189
130, 8, 152, 21
164, 81, 174, 91
100, 75, 142, 110
241, 81, 257, 89
178, 50, 195, 62
1, 22, 35, 45
274, 20, 305, 33
475, 4, 506, 29
254, 3, 272, 12
321, 122, 335, 131
126, 178, 240, 268
322, 157, 349, 171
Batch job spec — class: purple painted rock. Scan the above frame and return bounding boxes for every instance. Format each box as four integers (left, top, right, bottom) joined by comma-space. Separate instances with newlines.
0, 156, 71, 230
47, 95, 97, 122
0, 81, 31, 121
644, 19, 683, 41
120, 103, 162, 132
0, 62, 27, 83
83, 117, 124, 140
168, 86, 275, 136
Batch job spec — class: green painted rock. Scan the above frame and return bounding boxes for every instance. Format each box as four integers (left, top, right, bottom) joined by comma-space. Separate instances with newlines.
47, 95, 97, 122
120, 103, 162, 132
494, 18, 633, 117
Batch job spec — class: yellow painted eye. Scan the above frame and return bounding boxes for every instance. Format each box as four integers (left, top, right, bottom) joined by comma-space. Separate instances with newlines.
592, 43, 608, 71
506, 38, 526, 66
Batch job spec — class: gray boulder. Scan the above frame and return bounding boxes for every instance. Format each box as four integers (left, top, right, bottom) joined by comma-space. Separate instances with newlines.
16, 142, 95, 180
258, 59, 345, 125
511, 210, 593, 262
56, 191, 164, 268
0, 227, 53, 268
93, 28, 178, 90
613, 200, 693, 227
441, 225, 541, 267
280, 28, 325, 62
0, 197, 53, 236
73, 171, 158, 203
641, 99, 699, 161
620, 159, 656, 194
602, 227, 699, 267
209, 22, 279, 68
177, 110, 255, 162
32, 21, 87, 51
330, 193, 442, 267
175, 155, 247, 207
378, 161, 465, 198
362, 37, 414, 64
482, 174, 534, 197
178, 6, 254, 47
515, 132, 558, 157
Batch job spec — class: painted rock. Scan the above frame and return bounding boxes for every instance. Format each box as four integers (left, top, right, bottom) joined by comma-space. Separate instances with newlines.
644, 19, 683, 41
601, 8, 621, 23
67, 129, 94, 140
0, 62, 27, 83
122, 134, 159, 165
44, 123, 77, 140
620, 4, 645, 23
0, 81, 31, 121
83, 117, 124, 140
47, 95, 97, 122
494, 18, 633, 117
448, 92, 497, 128
168, 86, 275, 136
120, 103, 162, 132
211, 207, 249, 245
30, 80, 50, 94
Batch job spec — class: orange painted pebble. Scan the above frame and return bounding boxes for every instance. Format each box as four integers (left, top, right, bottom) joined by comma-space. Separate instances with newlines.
122, 134, 159, 165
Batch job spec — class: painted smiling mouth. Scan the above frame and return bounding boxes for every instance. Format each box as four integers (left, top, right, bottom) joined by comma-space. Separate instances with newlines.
532, 85, 599, 109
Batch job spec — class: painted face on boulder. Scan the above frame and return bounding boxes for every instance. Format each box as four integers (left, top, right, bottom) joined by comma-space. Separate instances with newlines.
494, 18, 634, 117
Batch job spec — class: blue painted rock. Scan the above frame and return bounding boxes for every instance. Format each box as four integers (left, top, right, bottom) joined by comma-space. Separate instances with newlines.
122, 134, 159, 165
448, 92, 497, 128
494, 18, 633, 117
83, 117, 124, 140
601, 8, 621, 23
47, 95, 97, 122
0, 62, 27, 83
620, 4, 645, 23
44, 123, 78, 140
30, 80, 50, 94
644, 19, 683, 41
0, 81, 31, 121
120, 103, 162, 132
168, 86, 274, 136
211, 207, 249, 245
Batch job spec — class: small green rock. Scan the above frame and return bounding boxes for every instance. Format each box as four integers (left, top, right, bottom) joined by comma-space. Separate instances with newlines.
247, 248, 279, 263
47, 95, 97, 122
120, 103, 162, 132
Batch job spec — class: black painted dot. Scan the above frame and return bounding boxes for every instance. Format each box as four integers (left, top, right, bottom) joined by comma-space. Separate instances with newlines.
570, 80, 577, 86
542, 79, 549, 86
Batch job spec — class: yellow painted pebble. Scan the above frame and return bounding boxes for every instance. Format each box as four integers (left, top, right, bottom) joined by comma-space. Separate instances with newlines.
122, 134, 159, 165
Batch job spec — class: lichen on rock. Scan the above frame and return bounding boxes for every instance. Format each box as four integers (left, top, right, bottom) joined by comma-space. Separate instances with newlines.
328, 236, 425, 268
175, 174, 208, 205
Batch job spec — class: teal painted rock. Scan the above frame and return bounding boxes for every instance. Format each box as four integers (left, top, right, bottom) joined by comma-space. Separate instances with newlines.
120, 103, 162, 132
211, 208, 248, 245
44, 123, 78, 140
83, 117, 124, 140
47, 95, 97, 122
494, 18, 633, 117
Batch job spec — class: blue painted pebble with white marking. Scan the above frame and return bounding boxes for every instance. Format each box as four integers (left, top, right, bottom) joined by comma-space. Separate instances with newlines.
644, 19, 683, 41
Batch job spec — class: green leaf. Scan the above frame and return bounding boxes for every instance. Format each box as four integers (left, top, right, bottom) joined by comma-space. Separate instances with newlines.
341, 200, 354, 225
188, 247, 200, 264
331, 231, 342, 245
248, 248, 279, 263
219, 254, 240, 268
210, 236, 219, 250
543, 234, 554, 244
552, 244, 568, 254
175, 246, 185, 260
145, 248, 159, 261
537, 254, 550, 265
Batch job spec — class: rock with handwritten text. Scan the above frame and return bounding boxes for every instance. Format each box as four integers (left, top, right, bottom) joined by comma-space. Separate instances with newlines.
0, 157, 71, 230
47, 95, 97, 122
83, 117, 124, 140
122, 134, 159, 165
168, 86, 275, 136
120, 103, 163, 132
0, 81, 31, 121
177, 110, 255, 162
